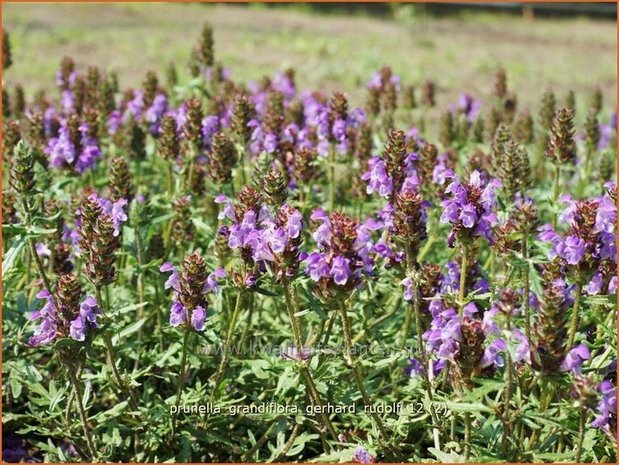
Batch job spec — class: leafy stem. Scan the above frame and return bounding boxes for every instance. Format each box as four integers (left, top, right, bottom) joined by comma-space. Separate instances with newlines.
283, 279, 339, 445
66, 366, 98, 461
209, 289, 244, 404
171, 329, 190, 438
566, 282, 583, 349
337, 299, 390, 443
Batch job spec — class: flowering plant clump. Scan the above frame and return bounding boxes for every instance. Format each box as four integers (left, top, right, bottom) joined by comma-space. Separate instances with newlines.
1, 20, 616, 464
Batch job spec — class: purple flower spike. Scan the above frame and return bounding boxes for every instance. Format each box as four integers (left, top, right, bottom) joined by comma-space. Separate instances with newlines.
440, 170, 499, 247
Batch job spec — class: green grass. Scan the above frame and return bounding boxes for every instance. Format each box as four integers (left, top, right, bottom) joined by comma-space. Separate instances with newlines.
3, 2, 616, 113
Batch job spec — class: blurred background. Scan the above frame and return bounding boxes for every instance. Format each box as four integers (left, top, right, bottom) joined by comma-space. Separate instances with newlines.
3, 2, 617, 112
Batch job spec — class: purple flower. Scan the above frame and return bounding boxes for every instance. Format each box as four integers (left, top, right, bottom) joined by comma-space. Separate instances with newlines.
310, 209, 331, 245
161, 262, 181, 292
190, 306, 206, 331
454, 93, 482, 122
95, 196, 128, 237
591, 380, 617, 436
401, 277, 414, 301
432, 153, 455, 185
404, 357, 423, 377
145, 94, 168, 134
330, 256, 351, 285
440, 170, 499, 247
555, 235, 586, 265
352, 445, 375, 464
596, 184, 616, 234
35, 242, 51, 258
44, 122, 102, 173
169, 301, 186, 327
513, 329, 531, 364
126, 90, 144, 120
281, 346, 313, 362
478, 338, 506, 369
204, 268, 227, 294
305, 252, 330, 281
362, 157, 393, 198
561, 344, 590, 373
272, 71, 296, 99
584, 272, 604, 295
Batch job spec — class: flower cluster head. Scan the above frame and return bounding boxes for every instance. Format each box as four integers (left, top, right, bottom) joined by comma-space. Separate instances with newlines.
391, 189, 429, 256
365, 65, 400, 119
45, 113, 102, 173
451, 93, 482, 123
216, 186, 304, 285
532, 264, 574, 374
160, 252, 225, 331
545, 107, 576, 165
302, 91, 365, 157
362, 128, 418, 199
440, 170, 501, 247
77, 194, 127, 288
493, 194, 540, 254
29, 273, 100, 346
539, 187, 616, 283
422, 302, 500, 383
303, 209, 376, 301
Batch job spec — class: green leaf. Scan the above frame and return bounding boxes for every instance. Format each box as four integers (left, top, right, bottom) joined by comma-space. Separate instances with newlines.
429, 447, 465, 463
2, 235, 26, 279
443, 400, 493, 413
112, 318, 147, 344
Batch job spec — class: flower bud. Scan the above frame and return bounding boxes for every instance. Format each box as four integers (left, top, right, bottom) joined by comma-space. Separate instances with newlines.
3, 30, 12, 70
209, 132, 238, 186
421, 80, 435, 107
545, 107, 576, 165
109, 157, 134, 203
157, 114, 180, 160
231, 94, 253, 145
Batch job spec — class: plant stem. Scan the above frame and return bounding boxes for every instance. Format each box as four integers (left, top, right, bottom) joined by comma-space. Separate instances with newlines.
67, 368, 98, 461
458, 241, 472, 459
552, 164, 561, 229
167, 161, 174, 197
463, 412, 472, 460
566, 282, 583, 349
209, 290, 244, 403
501, 314, 513, 456
404, 245, 441, 450
337, 300, 389, 443
283, 280, 339, 444
133, 217, 146, 371
171, 329, 190, 437
328, 146, 336, 211
522, 234, 531, 343
96, 287, 138, 411
458, 242, 469, 317
21, 198, 52, 292
575, 408, 587, 462
240, 142, 249, 186
239, 292, 255, 351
